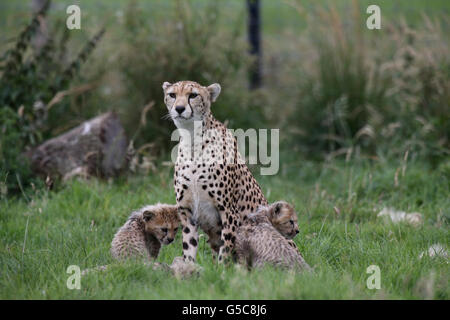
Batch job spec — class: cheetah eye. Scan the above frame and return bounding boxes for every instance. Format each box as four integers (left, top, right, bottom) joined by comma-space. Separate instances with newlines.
189, 93, 198, 99
169, 93, 176, 99
161, 228, 168, 233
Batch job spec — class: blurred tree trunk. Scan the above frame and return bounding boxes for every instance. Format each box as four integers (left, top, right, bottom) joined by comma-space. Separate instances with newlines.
31, 0, 50, 52
247, 0, 262, 89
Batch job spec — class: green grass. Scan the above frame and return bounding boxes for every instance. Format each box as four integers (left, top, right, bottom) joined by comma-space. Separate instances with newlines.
1, 158, 448, 299
1, 0, 449, 39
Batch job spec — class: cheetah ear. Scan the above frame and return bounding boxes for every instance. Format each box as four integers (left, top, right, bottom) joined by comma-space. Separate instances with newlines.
143, 211, 155, 222
270, 203, 282, 217
162, 82, 172, 91
207, 83, 221, 102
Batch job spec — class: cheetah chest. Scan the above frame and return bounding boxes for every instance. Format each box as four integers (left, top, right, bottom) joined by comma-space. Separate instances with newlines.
176, 165, 221, 233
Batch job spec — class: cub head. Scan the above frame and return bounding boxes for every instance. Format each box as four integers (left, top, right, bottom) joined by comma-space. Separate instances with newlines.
141, 204, 180, 245
162, 80, 221, 127
246, 211, 271, 226
266, 201, 300, 239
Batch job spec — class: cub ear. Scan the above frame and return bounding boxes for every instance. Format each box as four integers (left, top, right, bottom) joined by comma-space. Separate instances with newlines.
270, 203, 282, 216
143, 211, 155, 222
207, 83, 221, 102
162, 82, 172, 91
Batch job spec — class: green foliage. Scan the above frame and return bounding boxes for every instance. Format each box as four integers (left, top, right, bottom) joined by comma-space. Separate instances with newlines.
295, 8, 388, 155
282, 3, 450, 162
0, 2, 104, 192
0, 108, 33, 195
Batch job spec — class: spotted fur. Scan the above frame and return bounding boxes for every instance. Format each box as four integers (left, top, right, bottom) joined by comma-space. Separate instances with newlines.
254, 200, 300, 239
234, 202, 311, 271
163, 80, 268, 263
110, 203, 179, 260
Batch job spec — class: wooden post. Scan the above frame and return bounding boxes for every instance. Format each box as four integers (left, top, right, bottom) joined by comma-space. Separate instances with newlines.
247, 0, 262, 89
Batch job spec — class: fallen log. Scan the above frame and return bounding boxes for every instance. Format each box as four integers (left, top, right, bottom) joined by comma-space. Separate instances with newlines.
27, 112, 128, 180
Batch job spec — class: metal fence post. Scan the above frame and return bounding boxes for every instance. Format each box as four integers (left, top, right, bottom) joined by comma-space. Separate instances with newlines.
247, 0, 262, 89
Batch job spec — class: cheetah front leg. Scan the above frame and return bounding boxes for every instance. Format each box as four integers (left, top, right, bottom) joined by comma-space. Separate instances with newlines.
147, 237, 162, 259
217, 205, 239, 264
178, 206, 199, 263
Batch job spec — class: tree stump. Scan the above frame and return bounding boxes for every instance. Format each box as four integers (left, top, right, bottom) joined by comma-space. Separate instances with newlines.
27, 112, 128, 181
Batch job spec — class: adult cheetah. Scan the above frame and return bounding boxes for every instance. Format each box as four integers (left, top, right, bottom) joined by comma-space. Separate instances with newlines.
163, 80, 268, 263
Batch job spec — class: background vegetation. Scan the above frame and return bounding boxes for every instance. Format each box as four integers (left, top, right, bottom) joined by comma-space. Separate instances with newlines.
0, 0, 448, 299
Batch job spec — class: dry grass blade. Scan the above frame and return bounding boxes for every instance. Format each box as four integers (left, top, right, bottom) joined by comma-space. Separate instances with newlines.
46, 82, 99, 110
140, 101, 155, 127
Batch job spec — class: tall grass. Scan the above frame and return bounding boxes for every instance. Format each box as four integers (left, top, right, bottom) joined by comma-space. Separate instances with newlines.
275, 1, 450, 162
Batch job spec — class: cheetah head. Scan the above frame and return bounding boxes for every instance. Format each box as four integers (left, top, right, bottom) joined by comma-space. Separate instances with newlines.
266, 201, 300, 239
162, 80, 221, 128
141, 204, 180, 245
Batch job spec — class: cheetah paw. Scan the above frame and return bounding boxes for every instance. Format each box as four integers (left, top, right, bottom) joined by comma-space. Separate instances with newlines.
170, 256, 203, 279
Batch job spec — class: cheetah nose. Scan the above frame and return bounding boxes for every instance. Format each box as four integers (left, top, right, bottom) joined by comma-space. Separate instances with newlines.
175, 106, 185, 114
167, 238, 174, 243
295, 230, 299, 234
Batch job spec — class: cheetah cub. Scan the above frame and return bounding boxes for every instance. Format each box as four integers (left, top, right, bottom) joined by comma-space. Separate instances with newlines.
111, 203, 180, 260
253, 200, 300, 239
235, 202, 311, 271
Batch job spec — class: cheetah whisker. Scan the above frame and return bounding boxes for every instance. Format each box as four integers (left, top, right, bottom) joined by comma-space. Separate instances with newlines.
161, 113, 173, 121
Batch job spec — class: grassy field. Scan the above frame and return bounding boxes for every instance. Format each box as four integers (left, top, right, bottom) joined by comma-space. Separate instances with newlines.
2, 0, 449, 38
1, 158, 448, 299
0, 0, 448, 300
